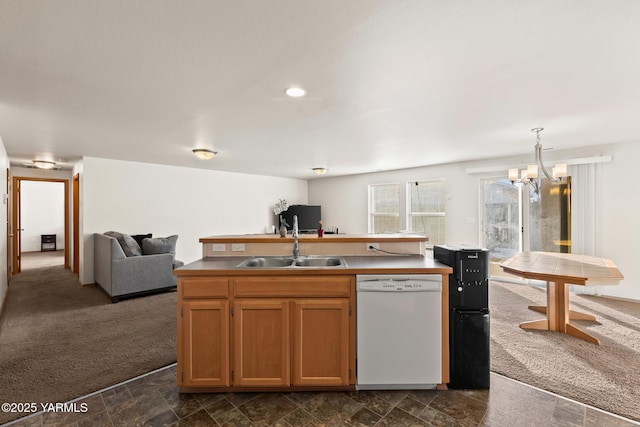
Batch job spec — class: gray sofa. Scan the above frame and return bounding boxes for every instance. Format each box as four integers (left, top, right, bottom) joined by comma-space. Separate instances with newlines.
94, 232, 183, 303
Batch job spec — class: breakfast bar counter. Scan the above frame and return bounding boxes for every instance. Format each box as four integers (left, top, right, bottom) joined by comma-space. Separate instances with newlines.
198, 233, 429, 257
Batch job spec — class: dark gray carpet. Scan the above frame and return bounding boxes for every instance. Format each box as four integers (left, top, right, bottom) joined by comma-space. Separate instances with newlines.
0, 265, 176, 424
490, 280, 640, 422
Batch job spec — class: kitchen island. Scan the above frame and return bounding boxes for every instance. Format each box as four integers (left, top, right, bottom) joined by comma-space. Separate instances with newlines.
174, 253, 452, 393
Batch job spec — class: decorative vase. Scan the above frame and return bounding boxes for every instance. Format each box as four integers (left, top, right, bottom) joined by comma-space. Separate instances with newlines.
317, 229, 324, 237
279, 225, 287, 238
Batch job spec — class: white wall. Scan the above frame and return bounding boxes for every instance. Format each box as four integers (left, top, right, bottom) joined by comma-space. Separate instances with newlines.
80, 157, 308, 284
0, 138, 8, 310
597, 142, 640, 300
309, 141, 640, 301
19, 181, 65, 252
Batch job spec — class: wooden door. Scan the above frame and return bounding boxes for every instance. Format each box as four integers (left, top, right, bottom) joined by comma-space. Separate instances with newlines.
233, 299, 290, 386
181, 299, 230, 387
292, 299, 350, 386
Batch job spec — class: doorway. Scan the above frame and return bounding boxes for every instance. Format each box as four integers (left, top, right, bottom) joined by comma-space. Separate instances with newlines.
11, 177, 69, 274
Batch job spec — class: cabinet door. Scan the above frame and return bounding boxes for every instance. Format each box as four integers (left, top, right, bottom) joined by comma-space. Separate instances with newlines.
292, 299, 350, 386
233, 299, 290, 386
181, 300, 229, 387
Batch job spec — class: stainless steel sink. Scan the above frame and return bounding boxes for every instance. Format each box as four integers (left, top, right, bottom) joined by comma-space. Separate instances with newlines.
236, 256, 346, 268
294, 257, 344, 267
236, 257, 295, 268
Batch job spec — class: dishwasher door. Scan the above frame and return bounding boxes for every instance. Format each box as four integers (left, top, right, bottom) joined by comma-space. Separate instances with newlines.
356, 275, 442, 389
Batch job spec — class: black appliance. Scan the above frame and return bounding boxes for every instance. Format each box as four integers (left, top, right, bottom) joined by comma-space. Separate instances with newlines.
434, 244, 490, 389
280, 205, 322, 233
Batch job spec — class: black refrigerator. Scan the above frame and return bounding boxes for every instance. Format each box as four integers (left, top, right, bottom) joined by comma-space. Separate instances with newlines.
434, 245, 490, 389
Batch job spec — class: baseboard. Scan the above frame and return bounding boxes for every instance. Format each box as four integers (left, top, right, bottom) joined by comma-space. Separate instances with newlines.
585, 293, 640, 304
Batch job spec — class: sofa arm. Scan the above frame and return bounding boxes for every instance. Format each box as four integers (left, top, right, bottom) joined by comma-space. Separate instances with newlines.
94, 233, 127, 295
110, 252, 176, 296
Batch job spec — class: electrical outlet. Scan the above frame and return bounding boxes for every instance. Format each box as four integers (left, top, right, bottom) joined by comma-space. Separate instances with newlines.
231, 243, 245, 252
212, 244, 226, 252
367, 243, 380, 251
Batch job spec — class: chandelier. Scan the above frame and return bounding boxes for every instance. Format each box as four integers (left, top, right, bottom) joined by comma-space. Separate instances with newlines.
509, 128, 567, 195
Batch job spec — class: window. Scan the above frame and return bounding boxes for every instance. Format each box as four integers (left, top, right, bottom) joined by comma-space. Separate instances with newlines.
368, 183, 399, 233
407, 180, 446, 245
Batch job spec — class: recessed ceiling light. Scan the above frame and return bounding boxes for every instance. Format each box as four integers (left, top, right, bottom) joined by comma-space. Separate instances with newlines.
312, 167, 328, 175
192, 149, 217, 160
285, 87, 306, 98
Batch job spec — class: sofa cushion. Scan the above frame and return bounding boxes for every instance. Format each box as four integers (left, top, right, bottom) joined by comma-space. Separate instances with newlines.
104, 231, 142, 257
131, 233, 152, 248
142, 235, 178, 257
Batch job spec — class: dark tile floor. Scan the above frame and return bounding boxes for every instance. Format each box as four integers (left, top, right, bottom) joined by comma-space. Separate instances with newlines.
5, 365, 638, 427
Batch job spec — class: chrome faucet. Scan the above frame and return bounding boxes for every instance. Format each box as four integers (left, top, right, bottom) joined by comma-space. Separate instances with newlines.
292, 215, 299, 259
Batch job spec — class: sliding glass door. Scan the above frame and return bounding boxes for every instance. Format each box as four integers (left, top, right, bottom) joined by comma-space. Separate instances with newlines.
481, 177, 572, 275
481, 178, 521, 263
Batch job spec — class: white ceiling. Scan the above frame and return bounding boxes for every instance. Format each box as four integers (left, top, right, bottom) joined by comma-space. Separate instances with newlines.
1, 0, 640, 179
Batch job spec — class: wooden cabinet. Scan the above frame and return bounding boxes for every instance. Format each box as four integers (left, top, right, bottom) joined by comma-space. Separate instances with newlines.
178, 278, 230, 387
292, 299, 350, 386
233, 299, 290, 386
181, 299, 229, 387
178, 274, 355, 391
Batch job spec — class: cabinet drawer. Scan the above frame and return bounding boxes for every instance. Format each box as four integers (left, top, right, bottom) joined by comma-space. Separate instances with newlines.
233, 276, 352, 298
180, 278, 229, 298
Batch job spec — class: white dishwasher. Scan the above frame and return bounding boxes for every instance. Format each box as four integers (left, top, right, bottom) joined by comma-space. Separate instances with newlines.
356, 274, 442, 390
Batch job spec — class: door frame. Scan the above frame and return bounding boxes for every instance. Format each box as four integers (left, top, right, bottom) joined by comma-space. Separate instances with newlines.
6, 168, 11, 283
72, 173, 80, 275
11, 176, 70, 274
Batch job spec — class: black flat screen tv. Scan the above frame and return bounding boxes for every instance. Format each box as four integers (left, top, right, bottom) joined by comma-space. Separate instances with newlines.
280, 205, 321, 233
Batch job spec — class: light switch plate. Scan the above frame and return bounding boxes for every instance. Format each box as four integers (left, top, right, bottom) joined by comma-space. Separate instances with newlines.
212, 244, 226, 252
232, 243, 245, 252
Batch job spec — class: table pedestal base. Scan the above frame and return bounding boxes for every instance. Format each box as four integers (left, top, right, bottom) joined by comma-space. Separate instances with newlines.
518, 281, 600, 345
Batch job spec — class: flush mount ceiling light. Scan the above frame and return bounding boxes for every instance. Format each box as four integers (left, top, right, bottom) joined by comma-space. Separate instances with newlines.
32, 160, 57, 169
508, 128, 568, 195
285, 87, 306, 97
312, 167, 328, 175
192, 148, 217, 160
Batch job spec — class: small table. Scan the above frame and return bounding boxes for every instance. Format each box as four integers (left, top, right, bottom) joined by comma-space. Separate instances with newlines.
500, 252, 623, 345
41, 234, 57, 252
